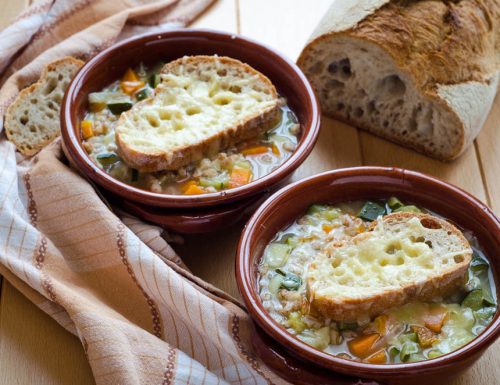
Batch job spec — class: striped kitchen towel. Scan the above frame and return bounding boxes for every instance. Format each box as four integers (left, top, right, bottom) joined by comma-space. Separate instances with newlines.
0, 1, 288, 384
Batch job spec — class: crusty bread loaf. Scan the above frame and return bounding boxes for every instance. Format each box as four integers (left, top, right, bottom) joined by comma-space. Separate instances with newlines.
297, 0, 500, 161
115, 55, 280, 172
307, 213, 472, 321
5, 57, 84, 155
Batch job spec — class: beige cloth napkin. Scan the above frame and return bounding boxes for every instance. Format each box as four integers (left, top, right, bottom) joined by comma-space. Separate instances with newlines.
0, 1, 288, 384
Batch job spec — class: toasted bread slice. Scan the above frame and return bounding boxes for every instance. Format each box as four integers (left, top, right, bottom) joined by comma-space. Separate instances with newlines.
307, 213, 472, 321
5, 57, 84, 155
115, 55, 280, 172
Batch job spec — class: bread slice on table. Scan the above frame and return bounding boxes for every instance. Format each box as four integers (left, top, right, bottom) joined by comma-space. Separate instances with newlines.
297, 0, 500, 161
115, 55, 281, 172
4, 57, 84, 156
307, 213, 473, 321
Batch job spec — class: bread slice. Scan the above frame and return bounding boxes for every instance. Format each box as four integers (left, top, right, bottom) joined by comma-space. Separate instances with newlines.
297, 0, 499, 160
5, 57, 84, 156
307, 213, 472, 321
115, 55, 280, 172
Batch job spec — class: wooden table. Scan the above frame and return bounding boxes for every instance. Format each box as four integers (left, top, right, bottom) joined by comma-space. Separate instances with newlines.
1, 1, 499, 384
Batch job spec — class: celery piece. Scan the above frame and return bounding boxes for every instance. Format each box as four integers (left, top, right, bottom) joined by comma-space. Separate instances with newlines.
394, 205, 422, 213
387, 197, 404, 210
400, 341, 419, 362
427, 350, 443, 359
268, 274, 284, 295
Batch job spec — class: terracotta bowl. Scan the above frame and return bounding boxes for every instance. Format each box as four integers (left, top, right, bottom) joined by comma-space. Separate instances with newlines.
61, 29, 320, 232
236, 167, 500, 384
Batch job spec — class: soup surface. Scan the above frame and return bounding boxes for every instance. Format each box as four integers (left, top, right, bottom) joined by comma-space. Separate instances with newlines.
258, 198, 497, 364
81, 63, 300, 195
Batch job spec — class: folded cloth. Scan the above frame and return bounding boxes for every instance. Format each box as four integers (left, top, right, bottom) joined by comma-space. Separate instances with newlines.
0, 1, 288, 384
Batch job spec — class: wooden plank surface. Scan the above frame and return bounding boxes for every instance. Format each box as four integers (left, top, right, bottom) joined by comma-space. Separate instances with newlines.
0, 0, 499, 384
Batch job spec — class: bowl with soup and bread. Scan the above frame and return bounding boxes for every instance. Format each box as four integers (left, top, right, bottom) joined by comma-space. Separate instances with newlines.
61, 29, 320, 233
236, 167, 500, 384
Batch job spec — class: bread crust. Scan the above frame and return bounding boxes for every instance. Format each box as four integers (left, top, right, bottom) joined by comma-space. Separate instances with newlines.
5, 57, 84, 156
116, 56, 280, 172
297, 0, 500, 160
308, 213, 473, 322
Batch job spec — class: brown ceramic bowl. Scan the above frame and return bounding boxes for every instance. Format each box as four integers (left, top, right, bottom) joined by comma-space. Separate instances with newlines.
61, 29, 320, 216
236, 167, 500, 384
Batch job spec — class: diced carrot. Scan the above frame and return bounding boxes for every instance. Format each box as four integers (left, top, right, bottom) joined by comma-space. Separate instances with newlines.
81, 120, 94, 139
120, 80, 144, 95
366, 349, 387, 364
184, 184, 205, 195
374, 315, 389, 335
122, 68, 139, 82
229, 167, 252, 188
423, 307, 449, 333
242, 146, 269, 156
271, 143, 280, 156
412, 325, 438, 348
322, 224, 334, 233
357, 223, 366, 233
347, 333, 380, 358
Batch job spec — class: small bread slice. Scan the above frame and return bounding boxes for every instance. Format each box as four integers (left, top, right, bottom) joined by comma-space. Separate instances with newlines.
115, 56, 280, 172
307, 213, 472, 321
5, 57, 84, 156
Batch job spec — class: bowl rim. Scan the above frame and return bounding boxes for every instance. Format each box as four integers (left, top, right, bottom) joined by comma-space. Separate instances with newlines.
236, 166, 500, 376
61, 28, 321, 208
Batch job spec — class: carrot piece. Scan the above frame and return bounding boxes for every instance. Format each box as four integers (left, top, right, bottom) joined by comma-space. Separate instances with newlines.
229, 168, 252, 188
322, 224, 334, 233
423, 307, 449, 333
271, 143, 280, 156
122, 68, 139, 82
242, 146, 269, 156
347, 333, 380, 358
121, 80, 144, 95
366, 349, 387, 364
184, 184, 205, 195
374, 315, 389, 335
412, 325, 438, 348
81, 120, 94, 139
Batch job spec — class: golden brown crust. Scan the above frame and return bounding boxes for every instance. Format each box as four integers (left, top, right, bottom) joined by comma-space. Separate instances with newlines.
308, 213, 473, 321
297, 0, 499, 161
116, 55, 280, 172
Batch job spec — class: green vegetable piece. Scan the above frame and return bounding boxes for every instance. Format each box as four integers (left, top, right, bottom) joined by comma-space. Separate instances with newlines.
462, 289, 487, 310
108, 101, 133, 115
135, 88, 150, 101
427, 350, 443, 359
399, 332, 418, 344
148, 73, 161, 88
358, 201, 386, 221
400, 341, 419, 362
275, 268, 287, 276
387, 197, 404, 210
199, 173, 229, 190
407, 353, 426, 363
388, 346, 400, 358
264, 243, 292, 268
280, 273, 302, 291
394, 205, 421, 213
234, 159, 252, 170
96, 153, 119, 166
474, 307, 497, 323
338, 321, 358, 331
308, 204, 328, 214
470, 250, 490, 274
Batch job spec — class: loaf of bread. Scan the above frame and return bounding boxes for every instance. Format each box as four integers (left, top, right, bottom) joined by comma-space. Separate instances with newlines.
307, 213, 472, 321
297, 0, 499, 160
115, 55, 280, 172
5, 57, 84, 155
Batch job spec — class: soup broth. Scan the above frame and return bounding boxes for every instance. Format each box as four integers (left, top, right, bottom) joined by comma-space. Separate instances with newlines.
258, 198, 497, 364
